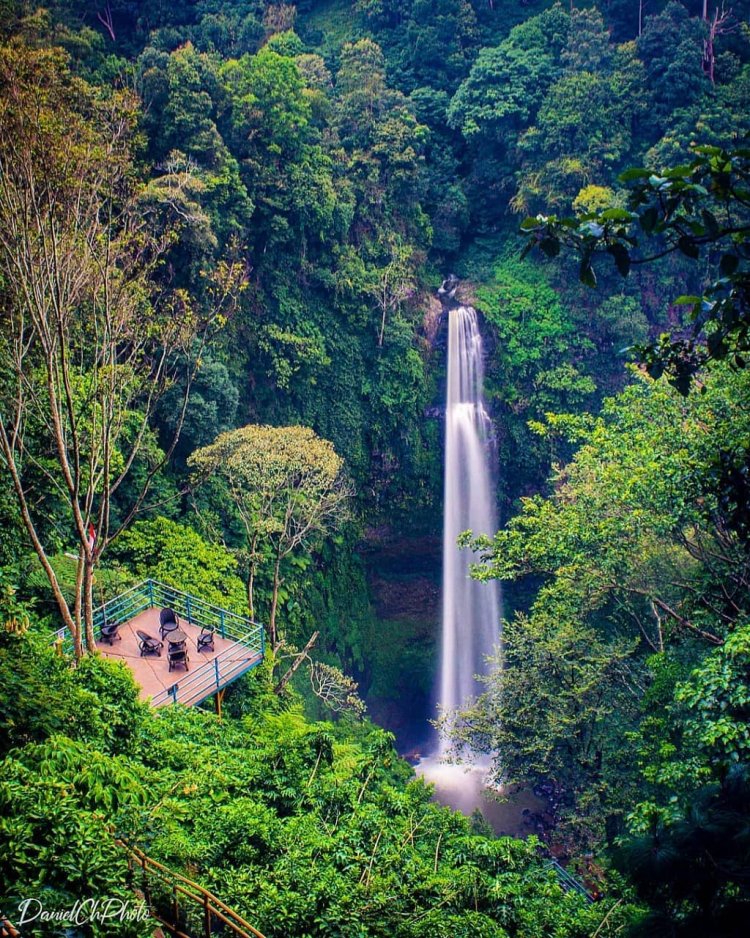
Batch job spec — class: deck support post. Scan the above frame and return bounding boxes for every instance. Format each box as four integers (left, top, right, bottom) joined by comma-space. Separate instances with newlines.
203, 894, 212, 938
215, 688, 226, 719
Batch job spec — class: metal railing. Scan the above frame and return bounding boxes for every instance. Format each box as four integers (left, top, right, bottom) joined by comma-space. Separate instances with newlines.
52, 624, 74, 656
151, 629, 264, 708
547, 859, 595, 902
51, 580, 266, 707
120, 841, 267, 938
92, 580, 258, 643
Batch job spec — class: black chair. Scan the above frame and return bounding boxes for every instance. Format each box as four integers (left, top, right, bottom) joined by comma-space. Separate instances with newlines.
168, 647, 189, 672
136, 629, 163, 657
159, 607, 179, 639
100, 622, 121, 645
197, 626, 215, 653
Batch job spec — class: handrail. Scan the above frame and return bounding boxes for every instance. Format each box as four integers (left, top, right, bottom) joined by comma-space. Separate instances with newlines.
546, 859, 594, 902
52, 579, 264, 653
49, 579, 266, 707
151, 628, 264, 707
146, 580, 253, 629
118, 840, 267, 938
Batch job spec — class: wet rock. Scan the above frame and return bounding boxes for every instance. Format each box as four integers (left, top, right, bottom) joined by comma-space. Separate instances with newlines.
437, 273, 459, 304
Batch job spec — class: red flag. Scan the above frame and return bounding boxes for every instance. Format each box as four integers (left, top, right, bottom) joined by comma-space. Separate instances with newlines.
87, 523, 96, 551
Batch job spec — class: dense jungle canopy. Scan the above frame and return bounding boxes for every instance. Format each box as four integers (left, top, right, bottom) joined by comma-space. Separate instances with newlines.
0, 1, 749, 935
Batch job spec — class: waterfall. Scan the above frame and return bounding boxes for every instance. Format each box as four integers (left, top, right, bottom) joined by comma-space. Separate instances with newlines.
438, 305, 501, 755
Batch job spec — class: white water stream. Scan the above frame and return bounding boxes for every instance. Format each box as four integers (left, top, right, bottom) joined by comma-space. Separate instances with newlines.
415, 304, 507, 821
410, 303, 548, 833
438, 304, 501, 745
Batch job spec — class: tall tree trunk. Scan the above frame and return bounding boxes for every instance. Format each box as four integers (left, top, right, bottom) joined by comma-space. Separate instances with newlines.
83, 556, 96, 651
247, 534, 259, 619
269, 547, 283, 650
74, 549, 85, 653
247, 573, 255, 621
702, 6, 731, 87
378, 302, 387, 348
0, 425, 82, 655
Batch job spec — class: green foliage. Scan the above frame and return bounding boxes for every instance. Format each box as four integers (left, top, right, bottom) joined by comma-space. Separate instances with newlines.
459, 364, 750, 849
189, 424, 351, 646
477, 367, 749, 644
636, 2, 705, 129
17, 553, 134, 625
0, 625, 147, 755
447, 5, 569, 142
0, 747, 152, 937
522, 145, 750, 392
0, 629, 100, 756
515, 22, 647, 213
0, 616, 624, 935
135, 704, 611, 938
616, 625, 750, 934
157, 354, 240, 463
3, 0, 750, 930
476, 252, 597, 501
448, 612, 637, 851
110, 517, 248, 614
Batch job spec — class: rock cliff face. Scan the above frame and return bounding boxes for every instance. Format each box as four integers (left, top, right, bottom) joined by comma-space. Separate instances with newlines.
430, 275, 462, 356
437, 273, 460, 307
421, 293, 444, 350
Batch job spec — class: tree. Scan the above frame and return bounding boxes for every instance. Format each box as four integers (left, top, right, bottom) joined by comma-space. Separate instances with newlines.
110, 517, 247, 613
156, 43, 252, 247
637, 2, 705, 125
405, 0, 479, 92
336, 38, 389, 127
561, 6, 613, 73
456, 365, 750, 845
156, 355, 239, 463
367, 237, 416, 347
520, 145, 750, 393
616, 625, 750, 933
445, 611, 637, 851
188, 425, 352, 649
0, 45, 244, 655
471, 370, 749, 651
513, 23, 647, 213
447, 6, 570, 144
702, 2, 738, 86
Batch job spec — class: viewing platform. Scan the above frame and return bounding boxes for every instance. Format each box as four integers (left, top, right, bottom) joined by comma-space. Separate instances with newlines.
54, 580, 265, 708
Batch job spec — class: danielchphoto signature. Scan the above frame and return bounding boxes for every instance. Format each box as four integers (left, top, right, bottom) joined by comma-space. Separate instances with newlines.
2, 897, 151, 933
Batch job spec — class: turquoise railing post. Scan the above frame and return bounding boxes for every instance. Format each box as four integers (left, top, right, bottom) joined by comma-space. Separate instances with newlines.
220, 610, 226, 639
170, 684, 178, 704
186, 596, 192, 625
148, 580, 154, 607
214, 658, 220, 691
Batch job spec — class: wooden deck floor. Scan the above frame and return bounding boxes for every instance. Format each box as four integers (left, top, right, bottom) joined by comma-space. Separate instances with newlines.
96, 607, 237, 703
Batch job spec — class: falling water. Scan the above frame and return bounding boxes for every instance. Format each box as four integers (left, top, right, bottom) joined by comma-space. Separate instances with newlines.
438, 305, 501, 755
415, 303, 537, 832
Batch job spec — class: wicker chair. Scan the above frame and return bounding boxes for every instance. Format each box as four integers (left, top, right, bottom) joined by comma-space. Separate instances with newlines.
159, 607, 179, 639
168, 646, 189, 672
197, 626, 215, 653
136, 629, 163, 657
100, 622, 121, 645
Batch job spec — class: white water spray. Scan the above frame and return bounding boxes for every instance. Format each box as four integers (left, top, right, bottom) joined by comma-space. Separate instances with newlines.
437, 305, 501, 756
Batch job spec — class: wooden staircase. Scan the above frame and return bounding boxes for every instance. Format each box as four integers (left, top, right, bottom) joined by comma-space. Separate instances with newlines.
120, 842, 266, 938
